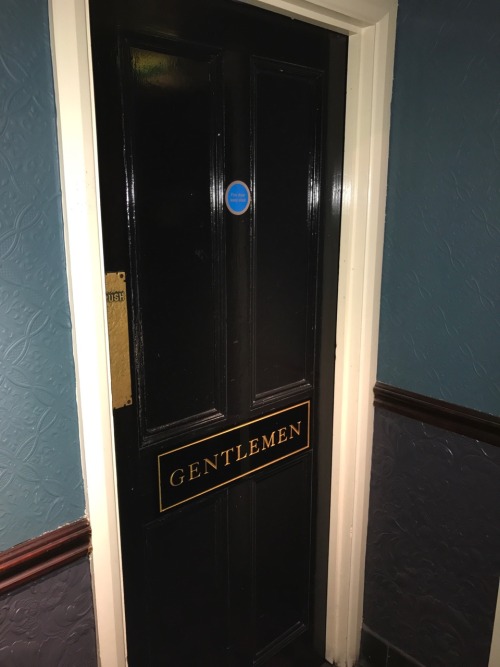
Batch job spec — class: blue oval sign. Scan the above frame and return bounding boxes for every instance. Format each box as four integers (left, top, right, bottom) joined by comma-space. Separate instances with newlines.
225, 180, 251, 215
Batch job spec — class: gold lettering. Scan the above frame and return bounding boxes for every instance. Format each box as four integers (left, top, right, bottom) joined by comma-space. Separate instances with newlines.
278, 427, 288, 444
289, 421, 301, 439
261, 431, 276, 449
106, 290, 125, 303
169, 468, 185, 487
236, 444, 248, 461
220, 447, 234, 466
203, 455, 218, 474
249, 438, 260, 456
189, 461, 201, 481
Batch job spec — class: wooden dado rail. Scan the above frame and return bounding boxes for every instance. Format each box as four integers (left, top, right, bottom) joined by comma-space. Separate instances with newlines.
0, 517, 91, 595
374, 382, 500, 448
1, 385, 497, 597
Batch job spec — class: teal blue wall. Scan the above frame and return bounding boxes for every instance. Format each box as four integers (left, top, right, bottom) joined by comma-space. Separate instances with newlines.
377, 0, 500, 415
368, 3, 500, 664
0, 0, 85, 550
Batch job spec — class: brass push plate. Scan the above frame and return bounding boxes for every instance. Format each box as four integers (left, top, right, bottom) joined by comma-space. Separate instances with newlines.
105, 272, 132, 409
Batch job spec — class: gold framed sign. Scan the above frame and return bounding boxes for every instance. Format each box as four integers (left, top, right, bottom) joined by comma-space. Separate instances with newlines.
158, 401, 310, 512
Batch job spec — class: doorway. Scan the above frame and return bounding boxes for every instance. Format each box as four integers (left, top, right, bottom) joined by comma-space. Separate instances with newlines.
50, 0, 397, 664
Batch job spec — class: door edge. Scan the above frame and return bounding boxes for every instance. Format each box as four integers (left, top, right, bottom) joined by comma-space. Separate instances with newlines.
49, 1, 397, 665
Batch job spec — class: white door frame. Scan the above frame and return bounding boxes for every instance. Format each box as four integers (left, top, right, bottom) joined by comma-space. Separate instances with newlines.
49, 1, 397, 665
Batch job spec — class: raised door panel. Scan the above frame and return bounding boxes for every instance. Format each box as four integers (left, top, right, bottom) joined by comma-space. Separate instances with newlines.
253, 457, 312, 659
121, 38, 227, 439
144, 494, 229, 665
251, 59, 323, 406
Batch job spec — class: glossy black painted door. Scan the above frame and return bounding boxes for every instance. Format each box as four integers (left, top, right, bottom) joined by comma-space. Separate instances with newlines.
90, 1, 347, 664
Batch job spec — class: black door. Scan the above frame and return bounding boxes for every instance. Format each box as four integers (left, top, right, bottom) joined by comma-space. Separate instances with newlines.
90, 1, 346, 664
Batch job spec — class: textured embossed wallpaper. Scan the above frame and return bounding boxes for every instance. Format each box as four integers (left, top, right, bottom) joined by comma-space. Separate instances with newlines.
364, 410, 500, 667
377, 0, 500, 416
0, 0, 85, 550
0, 558, 97, 665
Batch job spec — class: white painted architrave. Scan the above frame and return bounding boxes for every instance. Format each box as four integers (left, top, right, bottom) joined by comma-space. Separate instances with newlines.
49, 1, 397, 665
489, 582, 500, 667
49, 2, 126, 666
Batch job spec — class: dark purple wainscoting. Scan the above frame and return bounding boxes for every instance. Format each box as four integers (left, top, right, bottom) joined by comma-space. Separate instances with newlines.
0, 556, 98, 665
363, 403, 500, 667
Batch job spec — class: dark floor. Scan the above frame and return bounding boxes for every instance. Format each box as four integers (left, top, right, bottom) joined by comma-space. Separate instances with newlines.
357, 628, 424, 667
265, 639, 333, 667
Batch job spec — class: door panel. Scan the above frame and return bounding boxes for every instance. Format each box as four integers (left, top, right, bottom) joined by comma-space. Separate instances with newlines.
90, 0, 347, 664
145, 494, 228, 664
123, 40, 226, 435
252, 59, 322, 401
254, 458, 311, 654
